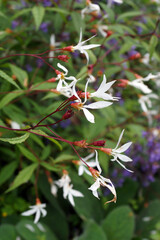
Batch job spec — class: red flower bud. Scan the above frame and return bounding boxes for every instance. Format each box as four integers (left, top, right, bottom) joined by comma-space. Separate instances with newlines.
100, 147, 112, 155
56, 55, 70, 62
117, 79, 129, 88
106, 30, 113, 38
62, 46, 73, 52
62, 110, 74, 120
129, 52, 141, 60
73, 140, 88, 148
89, 140, 106, 146
55, 69, 61, 75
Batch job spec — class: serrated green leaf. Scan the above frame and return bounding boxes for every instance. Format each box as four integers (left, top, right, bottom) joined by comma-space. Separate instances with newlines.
0, 161, 18, 186
0, 70, 20, 89
102, 206, 135, 240
0, 91, 23, 109
17, 144, 38, 162
149, 35, 158, 59
7, 163, 38, 192
0, 132, 30, 144
32, 5, 45, 31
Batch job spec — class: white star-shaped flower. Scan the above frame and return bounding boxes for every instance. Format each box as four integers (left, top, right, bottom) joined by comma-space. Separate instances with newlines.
90, 75, 119, 101
78, 152, 97, 176
88, 150, 117, 203
72, 29, 100, 64
21, 201, 47, 224
111, 130, 133, 172
63, 184, 84, 206
55, 171, 71, 189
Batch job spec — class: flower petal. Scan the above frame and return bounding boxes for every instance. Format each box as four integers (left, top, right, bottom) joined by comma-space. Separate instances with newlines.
117, 153, 133, 162
34, 209, 41, 224
21, 208, 37, 216
114, 129, 125, 150
88, 179, 100, 191
78, 165, 84, 176
116, 159, 133, 173
95, 150, 102, 174
57, 63, 68, 75
116, 142, 132, 153
84, 101, 112, 109
68, 193, 75, 206
70, 189, 84, 197
82, 108, 95, 123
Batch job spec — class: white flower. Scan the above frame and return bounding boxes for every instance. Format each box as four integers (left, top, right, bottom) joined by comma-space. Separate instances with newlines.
78, 152, 97, 176
90, 75, 119, 101
144, 109, 158, 125
88, 151, 117, 203
128, 79, 152, 94
107, 0, 123, 7
111, 129, 133, 172
21, 202, 47, 224
56, 63, 78, 97
97, 25, 108, 38
138, 93, 159, 113
10, 121, 21, 129
87, 73, 96, 83
49, 34, 61, 62
63, 184, 84, 206
81, 1, 101, 19
73, 29, 100, 64
55, 172, 71, 189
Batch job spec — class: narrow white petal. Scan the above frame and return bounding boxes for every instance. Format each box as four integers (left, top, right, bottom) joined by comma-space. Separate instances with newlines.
57, 63, 68, 75
71, 189, 84, 197
95, 150, 102, 173
114, 129, 125, 150
50, 34, 55, 46
78, 166, 84, 176
84, 78, 90, 104
92, 190, 99, 199
40, 208, 47, 217
84, 101, 112, 109
116, 142, 132, 153
79, 28, 83, 43
21, 208, 37, 216
34, 210, 41, 224
82, 44, 101, 50
116, 159, 133, 173
82, 108, 95, 123
68, 193, 75, 206
117, 153, 133, 162
65, 76, 77, 81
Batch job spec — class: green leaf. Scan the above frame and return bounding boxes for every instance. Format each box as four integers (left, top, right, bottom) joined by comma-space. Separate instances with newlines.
40, 162, 60, 172
105, 66, 121, 78
32, 5, 45, 31
0, 132, 30, 144
78, 220, 107, 240
9, 64, 28, 88
54, 154, 77, 163
99, 3, 115, 23
46, 7, 69, 15
0, 161, 18, 186
71, 12, 84, 34
0, 70, 20, 89
0, 224, 16, 240
16, 220, 58, 240
7, 163, 38, 192
30, 129, 62, 151
149, 35, 158, 59
0, 91, 23, 109
11, 8, 31, 20
102, 206, 135, 240
117, 11, 142, 21
17, 144, 38, 162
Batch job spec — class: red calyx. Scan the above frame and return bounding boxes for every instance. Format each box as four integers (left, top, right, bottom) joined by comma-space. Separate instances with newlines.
73, 140, 88, 148
100, 147, 112, 155
106, 30, 113, 38
55, 69, 61, 75
62, 46, 73, 52
47, 77, 56, 82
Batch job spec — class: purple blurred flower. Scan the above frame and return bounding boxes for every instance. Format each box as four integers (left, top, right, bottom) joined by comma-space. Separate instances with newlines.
36, 59, 44, 68
61, 32, 70, 41
40, 22, 50, 33
25, 64, 33, 72
43, 0, 52, 7
11, 20, 20, 29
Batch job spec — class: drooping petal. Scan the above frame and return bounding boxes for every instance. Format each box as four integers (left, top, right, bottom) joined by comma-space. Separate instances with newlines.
117, 153, 133, 162
82, 108, 95, 123
78, 165, 84, 176
84, 101, 112, 109
68, 193, 75, 206
116, 142, 132, 153
92, 190, 99, 199
50, 34, 55, 46
71, 189, 84, 197
116, 159, 133, 173
57, 63, 68, 75
114, 129, 125, 150
88, 179, 100, 191
40, 207, 47, 217
34, 209, 41, 224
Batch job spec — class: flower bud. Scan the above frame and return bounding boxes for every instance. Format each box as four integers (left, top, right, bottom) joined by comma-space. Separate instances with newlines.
117, 79, 129, 88
62, 110, 74, 120
129, 52, 141, 60
106, 30, 113, 38
73, 140, 88, 148
47, 77, 56, 82
89, 140, 106, 146
56, 55, 70, 62
62, 46, 74, 52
